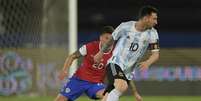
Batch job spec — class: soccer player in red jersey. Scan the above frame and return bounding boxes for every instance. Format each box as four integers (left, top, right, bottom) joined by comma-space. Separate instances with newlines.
54, 26, 115, 101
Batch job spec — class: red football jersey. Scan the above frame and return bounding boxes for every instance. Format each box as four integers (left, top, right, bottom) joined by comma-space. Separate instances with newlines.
74, 41, 113, 83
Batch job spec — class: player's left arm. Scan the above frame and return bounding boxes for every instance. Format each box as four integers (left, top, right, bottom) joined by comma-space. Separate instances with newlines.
143, 50, 159, 67
139, 41, 160, 71
140, 29, 160, 71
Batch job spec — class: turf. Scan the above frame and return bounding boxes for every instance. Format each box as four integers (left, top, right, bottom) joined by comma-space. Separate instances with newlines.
1, 96, 201, 101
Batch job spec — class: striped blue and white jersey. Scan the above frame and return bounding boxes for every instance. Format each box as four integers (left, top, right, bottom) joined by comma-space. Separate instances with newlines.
108, 21, 159, 80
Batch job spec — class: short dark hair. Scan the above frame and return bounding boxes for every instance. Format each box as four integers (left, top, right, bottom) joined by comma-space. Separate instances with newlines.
138, 5, 158, 19
100, 26, 114, 35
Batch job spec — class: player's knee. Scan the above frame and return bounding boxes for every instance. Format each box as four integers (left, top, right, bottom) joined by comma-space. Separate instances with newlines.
101, 93, 108, 101
114, 79, 128, 93
54, 94, 68, 101
96, 89, 105, 99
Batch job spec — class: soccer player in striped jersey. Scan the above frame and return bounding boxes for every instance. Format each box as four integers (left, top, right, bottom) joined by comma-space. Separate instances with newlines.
94, 5, 160, 101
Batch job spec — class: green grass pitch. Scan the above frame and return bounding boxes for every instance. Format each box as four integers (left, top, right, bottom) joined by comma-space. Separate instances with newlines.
1, 96, 201, 101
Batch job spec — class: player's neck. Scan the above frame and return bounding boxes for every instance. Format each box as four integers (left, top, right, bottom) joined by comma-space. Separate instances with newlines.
135, 21, 147, 32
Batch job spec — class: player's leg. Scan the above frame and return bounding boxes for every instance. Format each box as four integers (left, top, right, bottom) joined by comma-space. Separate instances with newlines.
101, 92, 108, 101
58, 76, 85, 101
101, 63, 116, 101
54, 94, 68, 101
101, 64, 116, 101
107, 79, 128, 101
114, 78, 128, 93
95, 88, 105, 98
104, 63, 129, 101
85, 82, 105, 100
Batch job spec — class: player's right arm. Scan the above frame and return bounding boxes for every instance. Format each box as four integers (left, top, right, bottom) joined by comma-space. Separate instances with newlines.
58, 50, 82, 80
94, 36, 114, 63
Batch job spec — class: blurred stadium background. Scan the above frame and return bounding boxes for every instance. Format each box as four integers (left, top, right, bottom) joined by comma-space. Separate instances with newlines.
0, 0, 201, 101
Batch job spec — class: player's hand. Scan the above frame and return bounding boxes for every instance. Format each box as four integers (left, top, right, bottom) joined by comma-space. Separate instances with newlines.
139, 61, 150, 71
58, 70, 68, 80
134, 92, 143, 101
94, 51, 104, 63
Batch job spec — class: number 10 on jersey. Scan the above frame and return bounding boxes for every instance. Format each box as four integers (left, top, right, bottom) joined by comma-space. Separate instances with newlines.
129, 43, 139, 51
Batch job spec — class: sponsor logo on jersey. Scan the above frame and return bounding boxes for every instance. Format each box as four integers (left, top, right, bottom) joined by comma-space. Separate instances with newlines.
118, 71, 124, 77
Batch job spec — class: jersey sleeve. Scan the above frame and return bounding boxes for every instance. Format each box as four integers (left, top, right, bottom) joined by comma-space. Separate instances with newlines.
79, 45, 87, 56
149, 29, 160, 52
112, 23, 124, 40
79, 42, 97, 56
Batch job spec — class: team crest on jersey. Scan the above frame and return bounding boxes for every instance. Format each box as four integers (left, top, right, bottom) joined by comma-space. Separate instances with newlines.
143, 40, 147, 44
65, 88, 71, 93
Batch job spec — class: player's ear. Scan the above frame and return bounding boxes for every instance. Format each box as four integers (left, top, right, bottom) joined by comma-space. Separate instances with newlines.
143, 16, 150, 23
